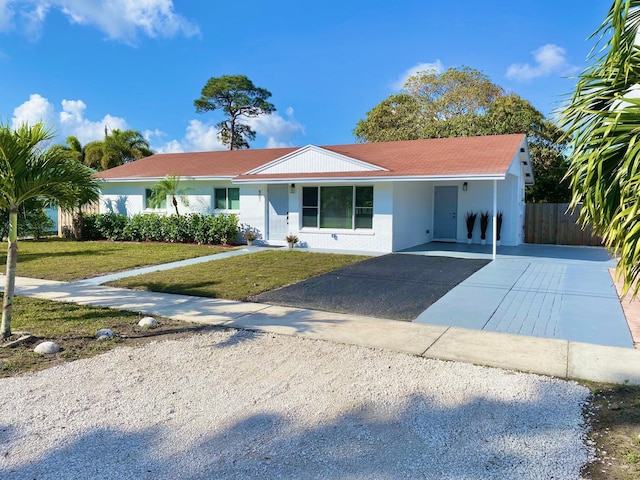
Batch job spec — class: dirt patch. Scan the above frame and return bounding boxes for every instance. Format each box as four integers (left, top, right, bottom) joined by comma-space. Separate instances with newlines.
0, 319, 212, 378
582, 383, 640, 479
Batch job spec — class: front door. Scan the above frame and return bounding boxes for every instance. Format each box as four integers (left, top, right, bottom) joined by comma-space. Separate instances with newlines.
433, 186, 458, 241
268, 184, 289, 241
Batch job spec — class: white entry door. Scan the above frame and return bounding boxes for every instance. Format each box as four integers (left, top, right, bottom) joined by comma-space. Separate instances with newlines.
433, 186, 458, 241
268, 184, 289, 241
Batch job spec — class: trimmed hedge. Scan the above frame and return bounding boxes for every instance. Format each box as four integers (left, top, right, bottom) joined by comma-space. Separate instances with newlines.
83, 212, 239, 244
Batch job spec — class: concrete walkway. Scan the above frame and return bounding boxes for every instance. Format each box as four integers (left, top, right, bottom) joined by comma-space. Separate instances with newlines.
7, 270, 640, 386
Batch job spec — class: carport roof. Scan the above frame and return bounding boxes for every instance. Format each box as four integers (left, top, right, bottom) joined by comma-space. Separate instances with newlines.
96, 133, 530, 182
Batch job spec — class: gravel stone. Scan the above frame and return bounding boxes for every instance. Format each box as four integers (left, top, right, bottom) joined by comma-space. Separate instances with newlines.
0, 330, 591, 479
33, 341, 60, 354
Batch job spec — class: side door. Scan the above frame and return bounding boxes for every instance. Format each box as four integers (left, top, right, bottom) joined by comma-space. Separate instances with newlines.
433, 186, 458, 241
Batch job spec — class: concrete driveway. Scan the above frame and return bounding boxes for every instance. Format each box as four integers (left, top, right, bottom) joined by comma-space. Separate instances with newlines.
407, 243, 633, 348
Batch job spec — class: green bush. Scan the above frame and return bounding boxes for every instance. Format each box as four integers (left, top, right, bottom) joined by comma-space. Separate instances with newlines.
84, 212, 238, 245
94, 213, 128, 241
82, 214, 102, 240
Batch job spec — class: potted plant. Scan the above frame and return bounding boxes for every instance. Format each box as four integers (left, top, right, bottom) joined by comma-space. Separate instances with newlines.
479, 211, 489, 245
285, 233, 299, 249
496, 211, 503, 246
243, 229, 258, 246
465, 211, 477, 244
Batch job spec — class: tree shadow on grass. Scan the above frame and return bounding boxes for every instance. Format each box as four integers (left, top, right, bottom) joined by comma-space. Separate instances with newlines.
0, 386, 589, 479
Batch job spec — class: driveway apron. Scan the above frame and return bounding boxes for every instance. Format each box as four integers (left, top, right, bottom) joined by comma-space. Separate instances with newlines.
414, 247, 633, 348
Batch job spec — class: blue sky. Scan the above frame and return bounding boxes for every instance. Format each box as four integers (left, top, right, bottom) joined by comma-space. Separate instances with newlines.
0, 0, 613, 153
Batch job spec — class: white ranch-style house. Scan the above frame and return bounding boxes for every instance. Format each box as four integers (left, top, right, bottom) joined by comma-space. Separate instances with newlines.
96, 134, 533, 256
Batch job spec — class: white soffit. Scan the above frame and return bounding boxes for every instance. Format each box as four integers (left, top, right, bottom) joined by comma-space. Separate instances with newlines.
243, 145, 388, 175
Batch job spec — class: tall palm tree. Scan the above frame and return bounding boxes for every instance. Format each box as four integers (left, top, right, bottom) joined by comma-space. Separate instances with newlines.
149, 175, 192, 215
102, 129, 153, 170
0, 122, 101, 338
562, 0, 640, 295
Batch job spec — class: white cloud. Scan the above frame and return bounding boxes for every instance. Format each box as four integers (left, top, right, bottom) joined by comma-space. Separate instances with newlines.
153, 108, 305, 153
0, 0, 14, 32
58, 98, 127, 143
1, 0, 199, 43
246, 108, 305, 148
153, 120, 226, 153
506, 44, 578, 81
393, 61, 444, 90
12, 93, 55, 128
12, 94, 128, 144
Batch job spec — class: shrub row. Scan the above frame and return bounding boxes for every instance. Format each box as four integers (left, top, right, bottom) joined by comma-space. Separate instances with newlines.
82, 212, 240, 244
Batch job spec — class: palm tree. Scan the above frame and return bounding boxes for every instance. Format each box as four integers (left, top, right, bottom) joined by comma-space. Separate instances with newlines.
102, 129, 153, 170
561, 0, 640, 295
0, 122, 101, 339
149, 175, 192, 215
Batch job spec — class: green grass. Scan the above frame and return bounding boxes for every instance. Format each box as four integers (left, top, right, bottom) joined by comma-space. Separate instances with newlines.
0, 238, 230, 281
0, 296, 206, 377
109, 249, 370, 300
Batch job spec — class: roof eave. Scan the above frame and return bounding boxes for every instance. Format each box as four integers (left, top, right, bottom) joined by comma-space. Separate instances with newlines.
232, 174, 508, 184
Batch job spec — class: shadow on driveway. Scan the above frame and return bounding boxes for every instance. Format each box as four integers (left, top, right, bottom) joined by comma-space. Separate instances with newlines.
254, 254, 490, 321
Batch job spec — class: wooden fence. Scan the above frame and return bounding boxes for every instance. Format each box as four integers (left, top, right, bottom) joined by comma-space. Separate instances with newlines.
524, 203, 603, 246
57, 203, 100, 237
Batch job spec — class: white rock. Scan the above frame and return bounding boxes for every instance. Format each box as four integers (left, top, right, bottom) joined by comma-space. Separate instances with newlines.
95, 329, 115, 340
138, 317, 158, 328
34, 341, 60, 354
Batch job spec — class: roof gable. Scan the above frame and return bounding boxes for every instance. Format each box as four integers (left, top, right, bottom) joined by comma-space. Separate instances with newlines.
244, 145, 388, 176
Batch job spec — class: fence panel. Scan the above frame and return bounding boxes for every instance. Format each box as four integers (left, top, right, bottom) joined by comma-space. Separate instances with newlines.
57, 203, 100, 237
525, 203, 603, 246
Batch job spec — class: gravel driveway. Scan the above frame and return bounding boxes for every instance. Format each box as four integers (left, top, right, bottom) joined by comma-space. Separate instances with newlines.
0, 330, 590, 479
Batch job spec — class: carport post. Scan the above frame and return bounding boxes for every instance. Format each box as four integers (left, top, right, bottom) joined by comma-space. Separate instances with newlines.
492, 180, 497, 260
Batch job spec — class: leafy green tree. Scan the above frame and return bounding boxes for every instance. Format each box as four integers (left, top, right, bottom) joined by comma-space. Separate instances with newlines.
0, 122, 101, 338
561, 0, 640, 294
149, 175, 192, 215
102, 129, 153, 169
354, 67, 570, 202
194, 74, 276, 150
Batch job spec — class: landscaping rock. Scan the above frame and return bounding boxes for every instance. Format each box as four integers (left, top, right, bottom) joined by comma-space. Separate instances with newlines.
138, 317, 158, 329
34, 341, 60, 354
95, 329, 115, 340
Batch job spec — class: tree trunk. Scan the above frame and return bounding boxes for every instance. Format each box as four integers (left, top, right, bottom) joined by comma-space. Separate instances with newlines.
72, 210, 84, 240
172, 196, 180, 216
1, 210, 18, 339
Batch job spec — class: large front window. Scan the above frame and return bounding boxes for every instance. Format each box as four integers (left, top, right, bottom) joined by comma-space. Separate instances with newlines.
302, 186, 373, 229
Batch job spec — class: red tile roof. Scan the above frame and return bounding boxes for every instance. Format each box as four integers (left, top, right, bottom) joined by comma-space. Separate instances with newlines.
96, 134, 526, 181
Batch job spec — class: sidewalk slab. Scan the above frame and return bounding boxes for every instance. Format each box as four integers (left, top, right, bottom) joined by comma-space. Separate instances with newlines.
423, 327, 569, 378
568, 342, 640, 384
228, 306, 449, 356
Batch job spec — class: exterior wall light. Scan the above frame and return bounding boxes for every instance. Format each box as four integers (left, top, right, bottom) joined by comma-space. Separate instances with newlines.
463, 182, 468, 191
290, 183, 296, 193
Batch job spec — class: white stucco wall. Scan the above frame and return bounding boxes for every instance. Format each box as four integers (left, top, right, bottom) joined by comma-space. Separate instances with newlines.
392, 181, 432, 251
453, 176, 522, 246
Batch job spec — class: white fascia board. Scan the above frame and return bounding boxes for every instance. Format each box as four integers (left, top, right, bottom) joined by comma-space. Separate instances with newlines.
99, 176, 233, 183
232, 174, 506, 185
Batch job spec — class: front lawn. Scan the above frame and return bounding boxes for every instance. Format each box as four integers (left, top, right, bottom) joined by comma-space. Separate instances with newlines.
0, 239, 230, 281
108, 249, 370, 300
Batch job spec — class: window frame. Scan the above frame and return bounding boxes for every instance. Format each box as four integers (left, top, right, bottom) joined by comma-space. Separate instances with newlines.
214, 187, 240, 211
301, 185, 373, 231
144, 188, 166, 210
